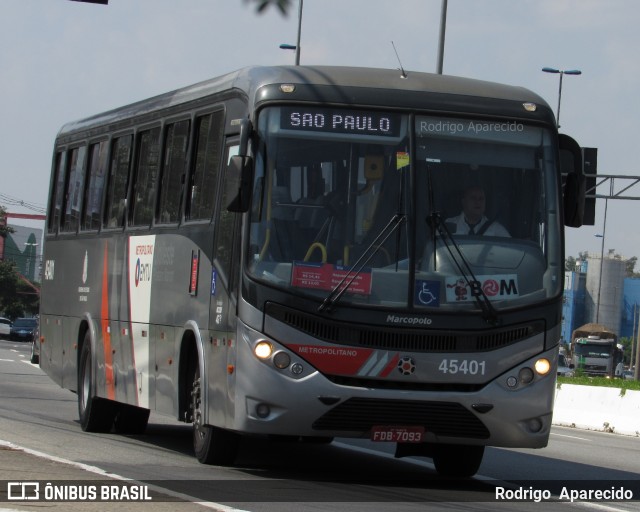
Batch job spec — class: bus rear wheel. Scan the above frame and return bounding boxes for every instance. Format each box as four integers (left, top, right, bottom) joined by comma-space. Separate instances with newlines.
432, 444, 484, 478
190, 363, 239, 465
78, 334, 116, 433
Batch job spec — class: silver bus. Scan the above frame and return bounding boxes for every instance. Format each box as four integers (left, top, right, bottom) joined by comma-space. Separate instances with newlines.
39, 66, 585, 477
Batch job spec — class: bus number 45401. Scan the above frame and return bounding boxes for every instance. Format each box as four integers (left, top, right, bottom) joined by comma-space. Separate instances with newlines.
438, 359, 486, 375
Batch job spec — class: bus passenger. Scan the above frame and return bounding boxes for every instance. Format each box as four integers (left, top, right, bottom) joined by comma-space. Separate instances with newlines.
446, 185, 510, 237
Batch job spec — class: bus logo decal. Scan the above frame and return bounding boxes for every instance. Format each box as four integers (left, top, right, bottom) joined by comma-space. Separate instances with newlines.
445, 274, 519, 302
134, 258, 152, 287
128, 235, 156, 410
82, 250, 88, 284
397, 357, 416, 376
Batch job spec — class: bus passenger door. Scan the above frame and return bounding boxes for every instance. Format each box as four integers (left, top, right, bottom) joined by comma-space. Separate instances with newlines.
208, 142, 242, 428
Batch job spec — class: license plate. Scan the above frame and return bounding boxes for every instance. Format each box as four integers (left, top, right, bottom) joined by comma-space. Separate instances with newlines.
371, 426, 425, 443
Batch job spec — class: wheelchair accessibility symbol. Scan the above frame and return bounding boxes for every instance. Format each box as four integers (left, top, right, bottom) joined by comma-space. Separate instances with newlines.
415, 280, 440, 307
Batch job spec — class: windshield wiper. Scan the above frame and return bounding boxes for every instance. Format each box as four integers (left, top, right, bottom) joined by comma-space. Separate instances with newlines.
427, 211, 498, 325
424, 160, 497, 324
318, 213, 406, 313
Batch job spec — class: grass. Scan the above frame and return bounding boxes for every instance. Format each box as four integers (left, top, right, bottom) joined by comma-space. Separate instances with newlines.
558, 375, 640, 391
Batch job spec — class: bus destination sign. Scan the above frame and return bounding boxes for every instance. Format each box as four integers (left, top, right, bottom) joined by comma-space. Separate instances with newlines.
281, 107, 401, 137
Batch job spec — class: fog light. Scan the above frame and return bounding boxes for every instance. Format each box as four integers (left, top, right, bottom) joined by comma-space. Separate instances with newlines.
534, 358, 551, 376
254, 341, 273, 359
519, 367, 534, 384
255, 403, 270, 418
527, 417, 543, 433
506, 376, 518, 388
273, 351, 291, 369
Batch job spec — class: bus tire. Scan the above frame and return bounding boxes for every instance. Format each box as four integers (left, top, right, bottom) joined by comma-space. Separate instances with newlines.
432, 444, 484, 478
114, 403, 150, 435
190, 363, 239, 466
78, 334, 116, 433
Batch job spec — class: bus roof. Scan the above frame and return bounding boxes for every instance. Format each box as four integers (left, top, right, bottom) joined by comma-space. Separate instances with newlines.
57, 65, 552, 138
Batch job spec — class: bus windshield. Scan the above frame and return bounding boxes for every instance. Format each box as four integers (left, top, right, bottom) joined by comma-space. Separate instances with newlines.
574, 343, 613, 359
247, 106, 562, 313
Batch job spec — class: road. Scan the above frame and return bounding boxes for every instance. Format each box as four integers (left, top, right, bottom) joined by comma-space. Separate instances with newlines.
1, 338, 639, 512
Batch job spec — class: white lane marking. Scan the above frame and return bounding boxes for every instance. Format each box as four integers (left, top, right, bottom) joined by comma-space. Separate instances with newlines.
550, 432, 591, 441
0, 440, 250, 512
569, 502, 638, 512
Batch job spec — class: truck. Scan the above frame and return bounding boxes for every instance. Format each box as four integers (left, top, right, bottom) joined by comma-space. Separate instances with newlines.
571, 324, 623, 378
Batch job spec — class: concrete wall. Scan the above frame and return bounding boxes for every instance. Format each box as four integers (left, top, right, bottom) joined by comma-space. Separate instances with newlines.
553, 383, 640, 437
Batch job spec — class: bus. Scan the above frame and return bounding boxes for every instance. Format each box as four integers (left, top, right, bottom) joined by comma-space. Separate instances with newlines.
39, 66, 585, 478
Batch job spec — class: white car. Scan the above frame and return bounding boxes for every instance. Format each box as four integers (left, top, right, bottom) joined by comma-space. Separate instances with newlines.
557, 354, 575, 377
0, 317, 11, 339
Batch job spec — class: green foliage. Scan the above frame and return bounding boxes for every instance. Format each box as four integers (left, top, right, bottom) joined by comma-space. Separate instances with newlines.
249, 0, 292, 15
558, 375, 640, 391
0, 260, 39, 319
0, 205, 15, 238
565, 255, 576, 271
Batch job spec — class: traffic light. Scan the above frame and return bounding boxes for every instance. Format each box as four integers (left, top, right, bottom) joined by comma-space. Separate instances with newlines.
582, 147, 597, 226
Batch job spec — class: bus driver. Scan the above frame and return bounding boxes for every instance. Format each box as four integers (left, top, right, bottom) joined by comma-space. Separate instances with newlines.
446, 185, 510, 237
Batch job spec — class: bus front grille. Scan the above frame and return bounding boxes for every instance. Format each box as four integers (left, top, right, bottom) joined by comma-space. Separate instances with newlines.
312, 397, 490, 439
265, 302, 544, 353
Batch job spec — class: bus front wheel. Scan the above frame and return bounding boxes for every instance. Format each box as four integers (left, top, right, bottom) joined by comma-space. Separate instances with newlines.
78, 334, 116, 433
432, 444, 484, 478
190, 363, 239, 465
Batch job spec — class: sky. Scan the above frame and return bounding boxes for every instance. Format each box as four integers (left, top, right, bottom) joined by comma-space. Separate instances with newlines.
1, 0, 640, 261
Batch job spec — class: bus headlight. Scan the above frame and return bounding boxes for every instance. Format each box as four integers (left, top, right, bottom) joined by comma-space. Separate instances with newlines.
254, 341, 273, 359
534, 358, 551, 376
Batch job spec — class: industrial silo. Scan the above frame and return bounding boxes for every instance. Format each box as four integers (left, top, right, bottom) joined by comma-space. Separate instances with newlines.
585, 252, 626, 335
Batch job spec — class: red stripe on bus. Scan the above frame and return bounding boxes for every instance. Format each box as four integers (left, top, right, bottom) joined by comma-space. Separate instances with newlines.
379, 353, 400, 378
101, 242, 115, 400
286, 344, 373, 375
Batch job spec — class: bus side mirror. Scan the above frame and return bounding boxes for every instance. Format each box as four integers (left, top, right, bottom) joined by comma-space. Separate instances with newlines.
225, 155, 254, 213
559, 134, 585, 228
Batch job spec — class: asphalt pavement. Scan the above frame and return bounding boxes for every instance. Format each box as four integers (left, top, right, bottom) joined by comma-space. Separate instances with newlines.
0, 444, 221, 512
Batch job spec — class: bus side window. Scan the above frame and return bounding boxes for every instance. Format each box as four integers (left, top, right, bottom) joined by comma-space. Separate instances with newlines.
157, 120, 190, 224
82, 141, 108, 231
48, 151, 67, 234
61, 145, 87, 233
188, 111, 224, 220
105, 135, 132, 229
131, 127, 161, 227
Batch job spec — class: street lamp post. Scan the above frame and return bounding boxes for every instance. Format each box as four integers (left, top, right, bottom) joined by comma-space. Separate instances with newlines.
594, 207, 608, 324
279, 0, 303, 65
541, 67, 582, 128
436, 0, 448, 74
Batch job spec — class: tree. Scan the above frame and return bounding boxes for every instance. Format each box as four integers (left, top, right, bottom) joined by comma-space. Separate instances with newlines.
565, 251, 589, 272
0, 205, 15, 238
249, 0, 292, 15
70, 0, 294, 15
626, 256, 639, 277
0, 260, 39, 319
